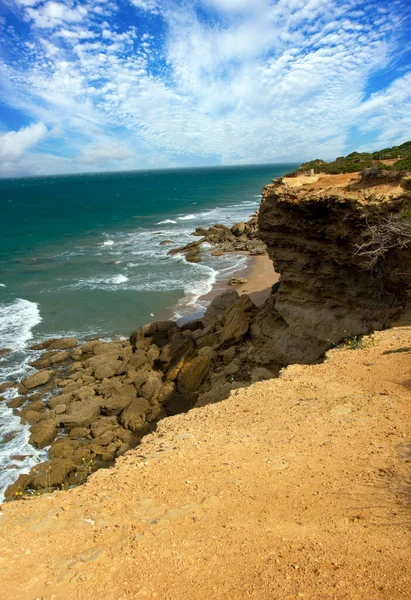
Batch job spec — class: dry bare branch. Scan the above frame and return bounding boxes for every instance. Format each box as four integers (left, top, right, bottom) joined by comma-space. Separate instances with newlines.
355, 212, 411, 269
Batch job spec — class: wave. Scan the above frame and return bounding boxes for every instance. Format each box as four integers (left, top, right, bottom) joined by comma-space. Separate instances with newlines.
111, 274, 128, 284
177, 214, 196, 221
0, 284, 6, 288
157, 219, 177, 225
103, 240, 115, 246
0, 298, 41, 350
0, 389, 48, 502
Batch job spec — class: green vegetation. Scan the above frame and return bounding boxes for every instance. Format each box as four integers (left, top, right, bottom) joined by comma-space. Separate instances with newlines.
343, 333, 377, 351
290, 141, 411, 176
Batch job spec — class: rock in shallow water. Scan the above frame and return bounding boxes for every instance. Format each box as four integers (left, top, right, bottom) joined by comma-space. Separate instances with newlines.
22, 369, 54, 390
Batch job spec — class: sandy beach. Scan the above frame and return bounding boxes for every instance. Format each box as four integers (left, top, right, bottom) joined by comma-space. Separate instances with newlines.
201, 252, 280, 307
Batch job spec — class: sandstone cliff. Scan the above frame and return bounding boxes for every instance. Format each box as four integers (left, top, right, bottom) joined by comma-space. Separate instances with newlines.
255, 170, 411, 365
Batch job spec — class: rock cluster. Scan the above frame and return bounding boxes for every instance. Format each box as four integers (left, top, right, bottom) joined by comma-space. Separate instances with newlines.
167, 213, 266, 263
4, 291, 279, 500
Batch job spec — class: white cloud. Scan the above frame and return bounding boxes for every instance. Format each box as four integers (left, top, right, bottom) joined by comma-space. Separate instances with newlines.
0, 0, 410, 175
0, 122, 48, 160
76, 141, 134, 165
129, 0, 159, 14
26, 1, 87, 28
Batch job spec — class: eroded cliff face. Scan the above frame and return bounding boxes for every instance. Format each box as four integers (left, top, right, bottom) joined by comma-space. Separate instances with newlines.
256, 171, 411, 365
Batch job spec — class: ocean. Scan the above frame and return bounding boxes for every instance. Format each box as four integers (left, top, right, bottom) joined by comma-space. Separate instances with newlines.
0, 162, 297, 498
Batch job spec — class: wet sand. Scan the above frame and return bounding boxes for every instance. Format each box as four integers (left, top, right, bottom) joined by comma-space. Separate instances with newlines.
201, 252, 280, 307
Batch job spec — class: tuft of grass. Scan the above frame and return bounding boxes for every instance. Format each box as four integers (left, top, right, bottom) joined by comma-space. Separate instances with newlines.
343, 333, 377, 350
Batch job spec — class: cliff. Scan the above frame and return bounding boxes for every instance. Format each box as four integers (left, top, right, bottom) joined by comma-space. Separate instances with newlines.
255, 170, 411, 364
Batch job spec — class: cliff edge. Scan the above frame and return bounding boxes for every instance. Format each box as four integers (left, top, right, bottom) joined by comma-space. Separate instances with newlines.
256, 170, 411, 364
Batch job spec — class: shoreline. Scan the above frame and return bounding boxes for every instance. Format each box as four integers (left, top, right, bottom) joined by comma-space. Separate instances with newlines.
199, 252, 279, 308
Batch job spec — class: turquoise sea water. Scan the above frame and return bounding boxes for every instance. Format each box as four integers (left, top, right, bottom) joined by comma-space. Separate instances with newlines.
0, 163, 297, 496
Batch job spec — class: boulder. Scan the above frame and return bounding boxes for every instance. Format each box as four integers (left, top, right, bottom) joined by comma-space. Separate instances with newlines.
0, 382, 16, 393
87, 355, 126, 380
98, 381, 136, 415
127, 348, 147, 370
91, 416, 118, 438
160, 240, 174, 245
29, 337, 78, 351
47, 392, 73, 410
6, 396, 26, 409
202, 290, 239, 327
49, 438, 79, 460
22, 370, 54, 390
140, 373, 163, 404
211, 248, 223, 257
160, 333, 191, 363
192, 226, 209, 237
29, 419, 58, 448
229, 277, 248, 285
231, 222, 246, 236
120, 397, 150, 431
30, 458, 76, 489
177, 355, 210, 393
19, 408, 43, 425
69, 427, 90, 439
74, 385, 96, 402
219, 295, 256, 347
59, 398, 103, 428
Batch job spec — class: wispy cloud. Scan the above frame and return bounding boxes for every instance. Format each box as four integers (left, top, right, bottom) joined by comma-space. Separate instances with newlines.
0, 0, 410, 176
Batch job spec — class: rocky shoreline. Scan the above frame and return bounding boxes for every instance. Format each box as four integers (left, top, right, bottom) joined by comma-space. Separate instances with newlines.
0, 214, 275, 501
2, 166, 411, 501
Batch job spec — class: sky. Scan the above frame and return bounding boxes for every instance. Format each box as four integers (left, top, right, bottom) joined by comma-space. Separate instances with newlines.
0, 0, 410, 177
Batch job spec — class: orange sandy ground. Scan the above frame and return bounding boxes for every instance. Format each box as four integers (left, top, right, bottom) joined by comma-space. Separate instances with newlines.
0, 327, 410, 600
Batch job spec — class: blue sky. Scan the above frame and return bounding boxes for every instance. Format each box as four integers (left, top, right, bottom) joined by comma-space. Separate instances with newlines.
0, 0, 410, 177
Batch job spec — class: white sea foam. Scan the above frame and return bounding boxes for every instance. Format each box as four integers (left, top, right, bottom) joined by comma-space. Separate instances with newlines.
178, 214, 196, 221
103, 240, 115, 246
157, 219, 177, 224
111, 274, 128, 284
0, 389, 48, 502
0, 298, 41, 350
0, 284, 6, 288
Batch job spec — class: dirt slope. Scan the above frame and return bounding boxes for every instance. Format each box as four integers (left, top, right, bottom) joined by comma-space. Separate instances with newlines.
1, 327, 410, 600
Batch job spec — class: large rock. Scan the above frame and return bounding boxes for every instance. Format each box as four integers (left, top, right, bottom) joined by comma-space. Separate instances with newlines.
49, 438, 79, 460
30, 458, 76, 489
140, 373, 163, 404
22, 370, 54, 390
219, 295, 255, 347
47, 392, 74, 410
231, 222, 246, 236
29, 419, 58, 448
177, 355, 210, 393
120, 397, 150, 431
87, 355, 126, 380
99, 381, 136, 415
142, 321, 176, 347
19, 407, 43, 425
59, 398, 103, 428
29, 337, 77, 351
202, 290, 239, 327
